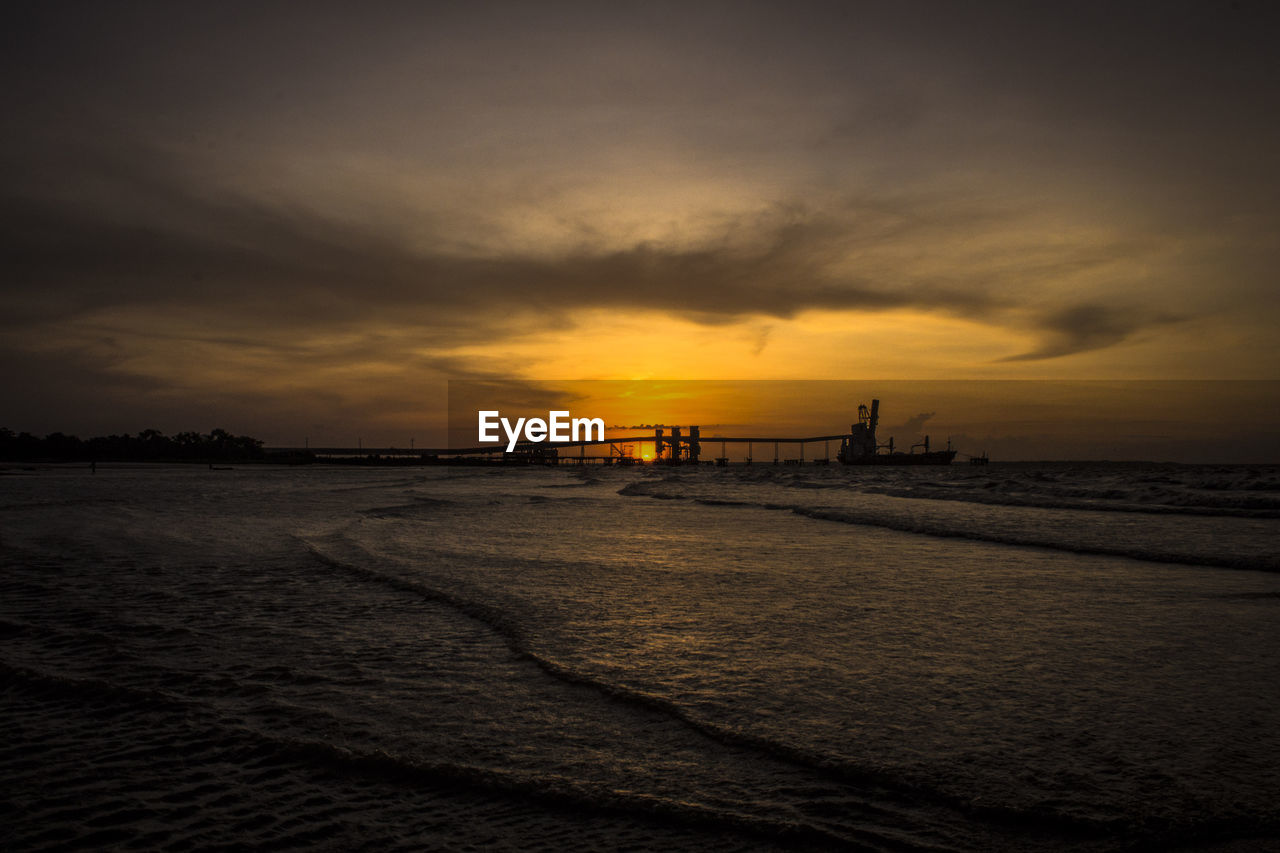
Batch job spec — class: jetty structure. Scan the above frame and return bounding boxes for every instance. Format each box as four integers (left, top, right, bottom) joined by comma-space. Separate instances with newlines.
836, 399, 958, 465
278, 399, 974, 466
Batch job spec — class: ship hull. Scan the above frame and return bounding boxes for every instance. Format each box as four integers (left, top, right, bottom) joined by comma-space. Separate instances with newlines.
839, 450, 957, 466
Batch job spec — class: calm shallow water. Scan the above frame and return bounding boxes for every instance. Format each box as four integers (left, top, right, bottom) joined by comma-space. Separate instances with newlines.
2, 462, 1279, 850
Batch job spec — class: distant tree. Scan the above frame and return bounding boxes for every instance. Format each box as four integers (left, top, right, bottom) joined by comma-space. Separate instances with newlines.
43, 432, 84, 459
0, 427, 267, 461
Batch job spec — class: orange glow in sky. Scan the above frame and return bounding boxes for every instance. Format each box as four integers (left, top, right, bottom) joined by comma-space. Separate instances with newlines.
3, 5, 1277, 457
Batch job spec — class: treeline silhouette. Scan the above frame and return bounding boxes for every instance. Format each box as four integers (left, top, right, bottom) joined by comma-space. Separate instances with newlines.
0, 428, 265, 462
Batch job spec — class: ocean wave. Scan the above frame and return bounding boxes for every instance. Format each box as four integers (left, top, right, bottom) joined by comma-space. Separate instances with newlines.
857, 483, 1280, 518
782, 504, 1279, 573
359, 497, 458, 519
0, 657, 853, 849
0, 659, 196, 715
615, 478, 1279, 573
324, 475, 432, 493
619, 464, 1280, 518
297, 533, 1138, 841
0, 495, 121, 512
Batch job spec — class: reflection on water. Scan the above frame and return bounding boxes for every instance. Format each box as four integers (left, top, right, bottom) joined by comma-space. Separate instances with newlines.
2, 463, 1279, 850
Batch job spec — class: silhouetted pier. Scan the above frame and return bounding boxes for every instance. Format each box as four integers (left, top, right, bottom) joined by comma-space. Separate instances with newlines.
270, 400, 980, 466
274, 430, 851, 466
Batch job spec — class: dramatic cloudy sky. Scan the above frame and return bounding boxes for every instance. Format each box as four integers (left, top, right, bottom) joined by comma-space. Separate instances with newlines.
4, 1, 1277, 447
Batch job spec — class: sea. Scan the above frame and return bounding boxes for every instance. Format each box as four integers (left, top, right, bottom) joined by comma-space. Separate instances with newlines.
2, 461, 1279, 851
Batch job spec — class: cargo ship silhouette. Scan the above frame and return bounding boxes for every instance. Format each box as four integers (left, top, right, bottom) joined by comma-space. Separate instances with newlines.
838, 399, 957, 465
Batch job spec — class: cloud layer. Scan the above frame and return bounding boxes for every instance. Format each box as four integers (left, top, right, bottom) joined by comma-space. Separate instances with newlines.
3, 1, 1278, 441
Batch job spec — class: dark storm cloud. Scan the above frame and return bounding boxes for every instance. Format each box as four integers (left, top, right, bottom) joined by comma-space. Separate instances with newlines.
0, 339, 172, 437
1000, 305, 1186, 363
7, 2, 1277, 191
3, 152, 1177, 362
3, 0, 1278, 442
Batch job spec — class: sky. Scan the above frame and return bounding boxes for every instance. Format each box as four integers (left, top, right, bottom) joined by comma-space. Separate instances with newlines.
446, 380, 1279, 463
4, 1, 1278, 456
